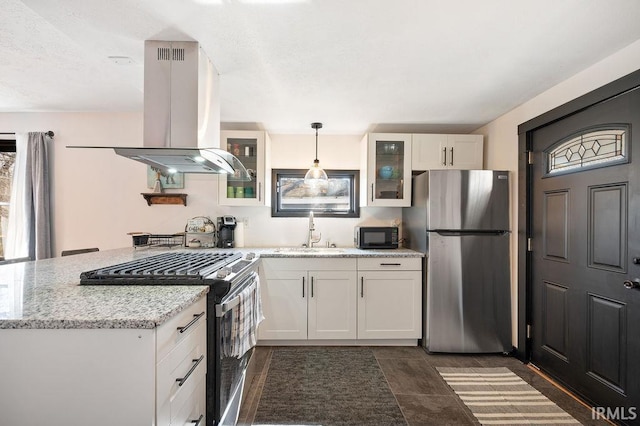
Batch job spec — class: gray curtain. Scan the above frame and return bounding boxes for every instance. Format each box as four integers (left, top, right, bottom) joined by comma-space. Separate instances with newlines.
26, 132, 52, 260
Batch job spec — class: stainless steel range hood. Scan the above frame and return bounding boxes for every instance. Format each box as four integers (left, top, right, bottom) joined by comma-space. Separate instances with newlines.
72, 40, 249, 179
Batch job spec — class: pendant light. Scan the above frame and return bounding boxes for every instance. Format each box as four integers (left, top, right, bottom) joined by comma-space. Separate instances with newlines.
304, 122, 328, 182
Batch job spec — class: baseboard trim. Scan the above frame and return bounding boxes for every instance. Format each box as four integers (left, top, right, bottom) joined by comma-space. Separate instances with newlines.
257, 339, 418, 346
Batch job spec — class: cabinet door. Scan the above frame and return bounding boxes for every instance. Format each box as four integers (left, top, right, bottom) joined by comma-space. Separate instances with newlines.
307, 270, 357, 339
412, 134, 484, 171
258, 269, 307, 340
412, 133, 448, 170
448, 134, 483, 169
219, 130, 268, 206
357, 271, 422, 339
362, 133, 412, 207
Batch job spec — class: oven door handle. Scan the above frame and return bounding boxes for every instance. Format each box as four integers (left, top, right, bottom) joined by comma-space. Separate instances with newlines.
216, 272, 258, 317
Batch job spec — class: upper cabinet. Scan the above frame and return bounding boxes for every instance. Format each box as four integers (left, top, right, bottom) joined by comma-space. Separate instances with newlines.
219, 130, 271, 206
360, 133, 412, 207
412, 134, 483, 171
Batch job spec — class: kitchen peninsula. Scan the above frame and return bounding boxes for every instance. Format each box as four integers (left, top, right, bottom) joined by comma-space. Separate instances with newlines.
0, 246, 423, 425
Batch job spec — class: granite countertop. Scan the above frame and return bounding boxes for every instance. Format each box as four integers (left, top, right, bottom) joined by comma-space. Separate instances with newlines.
0, 246, 423, 330
255, 247, 424, 258
0, 248, 209, 330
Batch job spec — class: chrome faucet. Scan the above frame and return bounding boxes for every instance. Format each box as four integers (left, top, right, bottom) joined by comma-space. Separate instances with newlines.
307, 211, 321, 247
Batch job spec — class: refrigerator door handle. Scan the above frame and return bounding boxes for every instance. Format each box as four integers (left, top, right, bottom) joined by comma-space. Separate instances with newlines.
432, 230, 510, 237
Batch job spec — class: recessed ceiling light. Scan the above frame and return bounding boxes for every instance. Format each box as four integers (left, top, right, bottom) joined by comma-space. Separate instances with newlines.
107, 56, 135, 65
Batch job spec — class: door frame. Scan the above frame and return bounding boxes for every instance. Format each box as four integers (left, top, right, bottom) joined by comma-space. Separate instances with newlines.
516, 68, 640, 361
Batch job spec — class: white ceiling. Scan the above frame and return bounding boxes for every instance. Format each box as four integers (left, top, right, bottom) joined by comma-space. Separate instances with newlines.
2, 0, 640, 134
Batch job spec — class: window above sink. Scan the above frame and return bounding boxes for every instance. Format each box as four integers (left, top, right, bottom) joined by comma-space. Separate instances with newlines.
271, 169, 360, 218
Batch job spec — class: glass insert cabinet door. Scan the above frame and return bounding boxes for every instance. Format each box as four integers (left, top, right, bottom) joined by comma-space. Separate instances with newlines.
219, 131, 268, 206
363, 133, 412, 207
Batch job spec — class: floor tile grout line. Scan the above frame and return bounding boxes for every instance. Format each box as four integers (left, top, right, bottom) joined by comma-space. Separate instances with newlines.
374, 347, 411, 426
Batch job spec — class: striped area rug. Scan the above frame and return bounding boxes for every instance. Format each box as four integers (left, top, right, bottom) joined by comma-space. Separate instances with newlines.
437, 367, 581, 425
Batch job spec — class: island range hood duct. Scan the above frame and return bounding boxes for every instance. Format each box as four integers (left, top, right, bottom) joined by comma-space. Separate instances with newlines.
72, 40, 249, 178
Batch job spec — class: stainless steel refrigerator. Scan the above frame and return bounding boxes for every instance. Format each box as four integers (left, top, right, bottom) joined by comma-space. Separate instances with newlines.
403, 170, 512, 353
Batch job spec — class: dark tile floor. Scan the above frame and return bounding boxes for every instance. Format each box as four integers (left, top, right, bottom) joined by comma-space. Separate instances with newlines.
238, 346, 611, 426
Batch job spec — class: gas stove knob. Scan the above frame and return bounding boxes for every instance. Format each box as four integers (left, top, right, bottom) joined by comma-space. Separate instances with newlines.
216, 266, 231, 279
245, 252, 256, 260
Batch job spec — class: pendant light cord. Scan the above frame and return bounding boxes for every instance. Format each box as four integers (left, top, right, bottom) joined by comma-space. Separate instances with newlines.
315, 126, 319, 161
311, 122, 322, 162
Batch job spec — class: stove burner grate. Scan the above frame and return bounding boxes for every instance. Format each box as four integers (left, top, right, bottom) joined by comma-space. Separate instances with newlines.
80, 251, 242, 283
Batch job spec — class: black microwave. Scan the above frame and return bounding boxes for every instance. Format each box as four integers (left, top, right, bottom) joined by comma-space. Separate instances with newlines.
354, 226, 399, 249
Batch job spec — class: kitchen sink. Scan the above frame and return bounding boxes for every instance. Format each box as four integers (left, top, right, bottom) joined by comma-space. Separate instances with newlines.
273, 247, 345, 254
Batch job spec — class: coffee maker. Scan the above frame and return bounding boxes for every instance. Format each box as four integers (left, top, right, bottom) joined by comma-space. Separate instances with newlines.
216, 216, 237, 248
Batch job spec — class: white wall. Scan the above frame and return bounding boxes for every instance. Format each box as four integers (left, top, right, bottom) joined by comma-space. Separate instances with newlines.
0, 113, 398, 255
475, 38, 640, 345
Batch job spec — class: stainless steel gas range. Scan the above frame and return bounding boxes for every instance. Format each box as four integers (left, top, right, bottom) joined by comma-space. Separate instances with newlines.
80, 250, 260, 426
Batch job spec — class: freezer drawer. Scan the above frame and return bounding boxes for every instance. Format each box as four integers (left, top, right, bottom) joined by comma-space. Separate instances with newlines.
426, 231, 511, 353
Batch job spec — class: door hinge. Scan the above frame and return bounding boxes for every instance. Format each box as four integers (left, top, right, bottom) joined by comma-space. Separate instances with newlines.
527, 237, 532, 252
527, 151, 534, 165
526, 324, 532, 339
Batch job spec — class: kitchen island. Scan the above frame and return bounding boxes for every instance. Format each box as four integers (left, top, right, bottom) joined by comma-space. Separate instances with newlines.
0, 247, 211, 426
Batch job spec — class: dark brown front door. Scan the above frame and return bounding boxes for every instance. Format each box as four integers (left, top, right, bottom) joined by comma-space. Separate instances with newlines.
530, 87, 640, 424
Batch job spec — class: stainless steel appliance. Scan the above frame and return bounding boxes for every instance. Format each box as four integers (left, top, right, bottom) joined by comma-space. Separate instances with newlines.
217, 216, 237, 248
403, 170, 511, 353
80, 251, 260, 426
68, 40, 250, 179
354, 226, 399, 249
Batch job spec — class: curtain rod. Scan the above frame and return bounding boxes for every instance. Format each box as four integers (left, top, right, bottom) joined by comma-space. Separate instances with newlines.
0, 131, 54, 137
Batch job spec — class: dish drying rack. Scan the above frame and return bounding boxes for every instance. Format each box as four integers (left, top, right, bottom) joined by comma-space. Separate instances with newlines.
127, 232, 185, 249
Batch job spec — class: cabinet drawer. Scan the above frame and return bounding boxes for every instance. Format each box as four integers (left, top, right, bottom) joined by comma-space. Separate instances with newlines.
157, 319, 206, 425
263, 258, 356, 271
157, 296, 207, 362
172, 375, 206, 425
357, 257, 421, 271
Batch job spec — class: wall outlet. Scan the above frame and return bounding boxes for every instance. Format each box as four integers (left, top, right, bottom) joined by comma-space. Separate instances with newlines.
241, 217, 249, 229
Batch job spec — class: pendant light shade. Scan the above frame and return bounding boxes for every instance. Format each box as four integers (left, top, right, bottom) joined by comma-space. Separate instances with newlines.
304, 122, 328, 182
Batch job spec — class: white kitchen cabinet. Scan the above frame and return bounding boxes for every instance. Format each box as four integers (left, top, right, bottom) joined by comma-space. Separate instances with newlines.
257, 268, 308, 340
258, 258, 357, 340
0, 296, 207, 426
357, 257, 422, 339
308, 269, 357, 339
156, 296, 207, 425
360, 133, 412, 207
219, 130, 271, 206
412, 133, 483, 170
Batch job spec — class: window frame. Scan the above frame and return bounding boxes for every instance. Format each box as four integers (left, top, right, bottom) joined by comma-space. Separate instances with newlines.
271, 168, 360, 218
0, 137, 17, 261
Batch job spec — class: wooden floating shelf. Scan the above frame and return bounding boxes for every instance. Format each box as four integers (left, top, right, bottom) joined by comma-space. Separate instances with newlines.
141, 193, 188, 206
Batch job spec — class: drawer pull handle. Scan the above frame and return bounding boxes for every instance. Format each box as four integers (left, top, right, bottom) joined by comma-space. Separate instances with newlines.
302, 276, 305, 298
177, 311, 205, 334
380, 263, 402, 266
361, 277, 364, 298
190, 414, 204, 425
311, 276, 314, 298
176, 355, 204, 387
